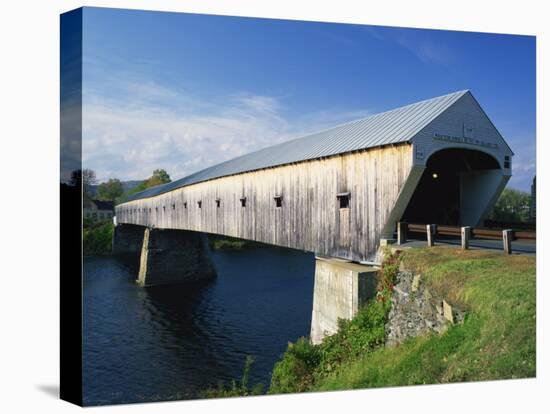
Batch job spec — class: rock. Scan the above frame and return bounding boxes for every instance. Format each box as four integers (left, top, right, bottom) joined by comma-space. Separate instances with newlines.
424, 288, 432, 301
385, 269, 464, 347
435, 301, 443, 316
411, 274, 421, 292
443, 300, 454, 323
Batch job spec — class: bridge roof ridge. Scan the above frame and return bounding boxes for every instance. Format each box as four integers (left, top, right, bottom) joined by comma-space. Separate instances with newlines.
125, 90, 470, 202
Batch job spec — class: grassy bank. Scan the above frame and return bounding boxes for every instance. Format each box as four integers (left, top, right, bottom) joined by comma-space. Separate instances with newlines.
270, 247, 535, 394
83, 220, 113, 255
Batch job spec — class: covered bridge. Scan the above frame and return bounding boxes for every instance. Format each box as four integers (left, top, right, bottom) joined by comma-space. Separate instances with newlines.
116, 90, 513, 263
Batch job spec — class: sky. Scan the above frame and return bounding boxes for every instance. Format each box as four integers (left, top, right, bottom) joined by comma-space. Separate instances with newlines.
80, 7, 536, 191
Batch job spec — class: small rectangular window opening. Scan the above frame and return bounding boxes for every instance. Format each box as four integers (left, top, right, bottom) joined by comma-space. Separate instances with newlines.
240, 197, 247, 207
274, 195, 283, 208
504, 155, 511, 169
216, 199, 221, 208
198, 201, 202, 209
337, 192, 350, 209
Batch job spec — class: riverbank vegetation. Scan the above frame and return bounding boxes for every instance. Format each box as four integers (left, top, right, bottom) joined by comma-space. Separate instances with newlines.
269, 252, 399, 393
269, 248, 535, 394
203, 356, 264, 398
83, 220, 113, 255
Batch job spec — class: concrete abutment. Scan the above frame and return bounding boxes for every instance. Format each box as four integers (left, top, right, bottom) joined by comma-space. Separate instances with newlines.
310, 256, 380, 344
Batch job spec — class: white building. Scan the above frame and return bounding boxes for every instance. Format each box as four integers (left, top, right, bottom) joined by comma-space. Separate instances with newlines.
84, 198, 114, 222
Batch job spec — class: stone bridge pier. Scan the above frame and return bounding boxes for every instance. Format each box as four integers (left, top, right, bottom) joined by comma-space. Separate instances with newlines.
112, 223, 145, 256
112, 223, 217, 287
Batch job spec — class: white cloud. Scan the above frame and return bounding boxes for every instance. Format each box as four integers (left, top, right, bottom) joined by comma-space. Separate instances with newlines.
397, 36, 455, 66
82, 78, 369, 182
366, 27, 455, 66
506, 139, 536, 191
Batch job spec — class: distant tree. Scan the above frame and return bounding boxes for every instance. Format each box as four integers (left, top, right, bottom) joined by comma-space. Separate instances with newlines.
97, 178, 124, 201
82, 169, 97, 190
116, 169, 172, 205
70, 168, 97, 195
148, 169, 171, 186
488, 188, 531, 223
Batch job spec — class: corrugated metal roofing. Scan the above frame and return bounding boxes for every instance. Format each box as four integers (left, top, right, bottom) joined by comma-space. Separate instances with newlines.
127, 90, 469, 201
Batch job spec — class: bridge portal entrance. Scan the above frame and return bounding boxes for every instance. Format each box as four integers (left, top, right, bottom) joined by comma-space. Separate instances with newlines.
401, 148, 502, 226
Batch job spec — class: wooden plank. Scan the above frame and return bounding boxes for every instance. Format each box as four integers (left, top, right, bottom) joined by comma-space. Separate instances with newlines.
437, 225, 461, 236
408, 223, 427, 233
471, 228, 502, 240
515, 231, 536, 241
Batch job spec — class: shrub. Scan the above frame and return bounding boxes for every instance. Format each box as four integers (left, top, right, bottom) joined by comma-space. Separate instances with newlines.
83, 221, 113, 255
270, 338, 321, 393
203, 356, 264, 398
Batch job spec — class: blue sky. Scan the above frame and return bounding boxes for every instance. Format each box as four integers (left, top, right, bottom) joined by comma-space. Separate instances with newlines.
81, 7, 536, 191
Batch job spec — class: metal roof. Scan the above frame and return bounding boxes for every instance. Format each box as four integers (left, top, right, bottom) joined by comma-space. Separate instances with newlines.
126, 90, 469, 201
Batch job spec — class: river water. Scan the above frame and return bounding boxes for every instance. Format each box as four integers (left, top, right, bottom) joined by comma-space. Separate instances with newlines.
83, 246, 315, 405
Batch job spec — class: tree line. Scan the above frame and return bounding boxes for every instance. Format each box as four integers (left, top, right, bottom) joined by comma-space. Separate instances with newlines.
486, 187, 532, 223
76, 168, 172, 205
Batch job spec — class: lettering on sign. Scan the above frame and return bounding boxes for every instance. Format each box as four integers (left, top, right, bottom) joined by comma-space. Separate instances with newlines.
433, 133, 498, 149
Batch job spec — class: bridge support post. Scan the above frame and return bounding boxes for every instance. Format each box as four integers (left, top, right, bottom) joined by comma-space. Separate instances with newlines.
310, 257, 380, 345
397, 222, 408, 245
502, 229, 513, 255
461, 226, 471, 250
426, 224, 436, 247
137, 228, 217, 287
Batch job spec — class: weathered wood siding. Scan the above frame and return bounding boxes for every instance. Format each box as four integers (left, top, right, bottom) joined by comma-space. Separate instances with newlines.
116, 144, 414, 261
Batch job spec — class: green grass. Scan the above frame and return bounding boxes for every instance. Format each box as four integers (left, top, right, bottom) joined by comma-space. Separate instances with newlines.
313, 247, 536, 391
